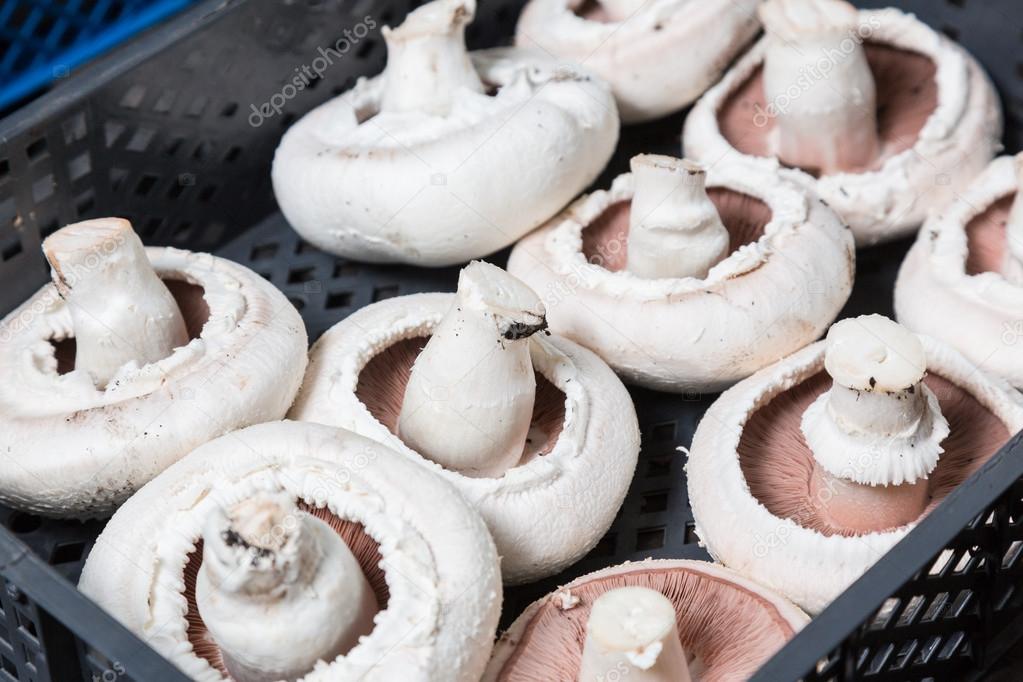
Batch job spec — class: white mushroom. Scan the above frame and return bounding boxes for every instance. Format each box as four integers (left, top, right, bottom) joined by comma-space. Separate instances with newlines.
79, 420, 502, 682
686, 315, 1023, 613
800, 316, 949, 530
507, 154, 854, 392
288, 263, 640, 584
0, 218, 308, 518
896, 154, 1023, 388
484, 559, 809, 680
272, 0, 618, 267
515, 0, 760, 123
683, 0, 1002, 246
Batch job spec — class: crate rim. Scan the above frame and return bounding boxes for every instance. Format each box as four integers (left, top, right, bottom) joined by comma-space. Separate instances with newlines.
751, 431, 1023, 681
0, 528, 191, 680
0, 0, 237, 143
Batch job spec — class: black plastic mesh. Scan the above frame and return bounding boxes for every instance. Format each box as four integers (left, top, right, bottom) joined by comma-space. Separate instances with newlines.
0, 0, 1021, 680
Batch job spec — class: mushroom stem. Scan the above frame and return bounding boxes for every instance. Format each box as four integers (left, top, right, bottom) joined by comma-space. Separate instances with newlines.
801, 315, 949, 531
579, 587, 691, 682
759, 0, 879, 175
379, 0, 485, 117
196, 493, 376, 682
42, 218, 188, 389
398, 261, 546, 478
1002, 153, 1023, 285
625, 155, 729, 280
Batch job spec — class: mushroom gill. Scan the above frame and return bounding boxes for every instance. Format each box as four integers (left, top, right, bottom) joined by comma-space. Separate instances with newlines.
718, 43, 938, 176
964, 194, 1014, 276
492, 565, 797, 681
581, 188, 772, 273
356, 336, 566, 467
184, 502, 387, 678
739, 371, 1009, 536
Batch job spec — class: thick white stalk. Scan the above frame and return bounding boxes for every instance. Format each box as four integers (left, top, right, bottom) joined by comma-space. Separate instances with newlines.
801, 315, 949, 528
379, 0, 484, 116
759, 0, 879, 174
398, 261, 545, 477
578, 587, 691, 682
626, 155, 729, 280
42, 218, 188, 389
196, 494, 376, 682
1002, 153, 1023, 284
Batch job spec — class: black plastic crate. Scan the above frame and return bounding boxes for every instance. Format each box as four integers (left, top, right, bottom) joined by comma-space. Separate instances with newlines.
0, 0, 1021, 680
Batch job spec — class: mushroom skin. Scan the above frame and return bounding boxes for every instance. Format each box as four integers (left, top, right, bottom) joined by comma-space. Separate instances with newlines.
79, 421, 501, 682
1004, 155, 1023, 285
483, 559, 808, 681
683, 3, 1001, 246
687, 332, 1023, 614
288, 292, 640, 584
196, 494, 377, 682
895, 154, 1023, 388
272, 0, 618, 267
0, 220, 308, 518
507, 158, 854, 392
515, 0, 760, 123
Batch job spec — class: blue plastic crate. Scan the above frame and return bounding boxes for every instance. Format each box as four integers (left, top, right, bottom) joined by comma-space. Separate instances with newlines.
0, 0, 196, 110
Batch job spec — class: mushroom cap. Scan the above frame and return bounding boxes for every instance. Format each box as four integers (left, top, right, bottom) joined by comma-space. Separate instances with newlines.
271, 48, 618, 267
895, 155, 1023, 388
0, 247, 308, 518
824, 314, 925, 392
687, 335, 1023, 614
683, 7, 1002, 246
287, 292, 640, 584
515, 0, 760, 123
78, 420, 501, 682
506, 160, 854, 392
483, 559, 809, 680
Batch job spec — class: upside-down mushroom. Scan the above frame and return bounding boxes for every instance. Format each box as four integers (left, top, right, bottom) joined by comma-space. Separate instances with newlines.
79, 421, 502, 682
0, 218, 307, 518
507, 154, 854, 392
687, 314, 1023, 613
483, 559, 808, 680
515, 0, 760, 123
683, 0, 1001, 246
896, 153, 1023, 388
289, 261, 640, 584
272, 0, 618, 267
